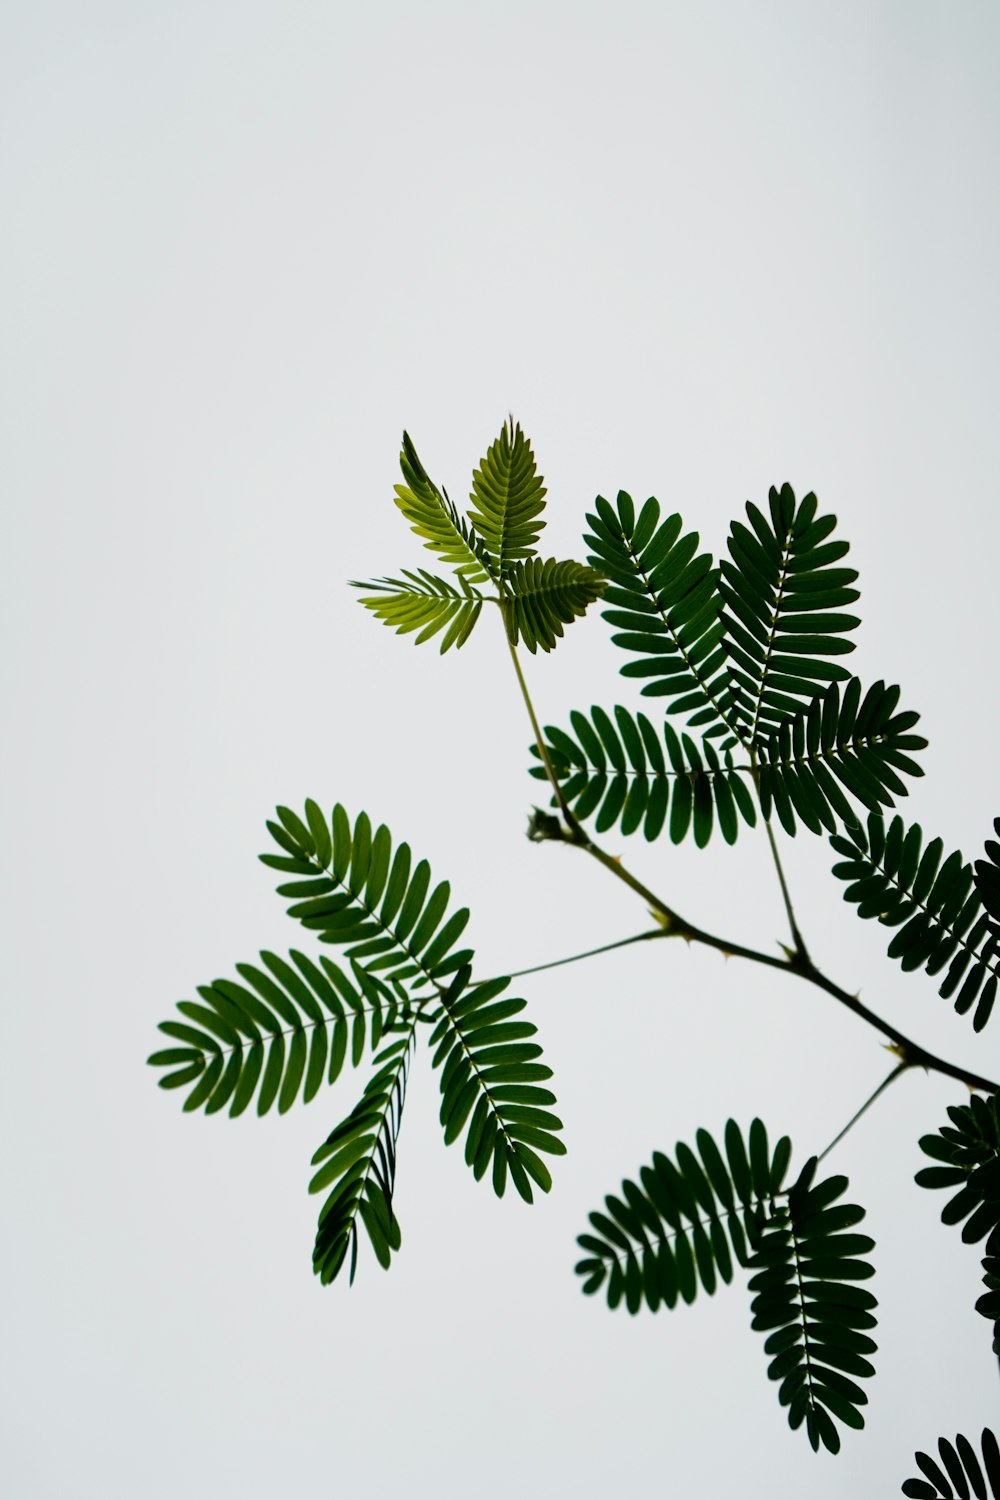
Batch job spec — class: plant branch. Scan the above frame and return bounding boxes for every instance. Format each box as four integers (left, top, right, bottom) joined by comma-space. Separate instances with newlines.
505, 631, 686, 928
506, 632, 581, 835
765, 820, 811, 964
672, 910, 1000, 1096
501, 606, 997, 1098
817, 1061, 911, 1162
505, 929, 666, 980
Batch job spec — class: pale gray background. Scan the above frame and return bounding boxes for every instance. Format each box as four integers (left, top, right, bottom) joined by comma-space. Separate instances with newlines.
4, 2, 999, 1496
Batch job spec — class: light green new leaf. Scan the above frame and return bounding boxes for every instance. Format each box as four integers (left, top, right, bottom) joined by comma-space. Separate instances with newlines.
468, 418, 547, 571
392, 431, 494, 583
352, 568, 483, 653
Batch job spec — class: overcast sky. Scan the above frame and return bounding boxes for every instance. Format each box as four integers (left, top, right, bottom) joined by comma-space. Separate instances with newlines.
4, 3, 1000, 1496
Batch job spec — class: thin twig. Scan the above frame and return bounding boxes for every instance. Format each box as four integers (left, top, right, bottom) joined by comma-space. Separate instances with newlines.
765, 820, 811, 964
817, 1061, 911, 1162
505, 929, 665, 980
506, 631, 685, 929
501, 610, 999, 1099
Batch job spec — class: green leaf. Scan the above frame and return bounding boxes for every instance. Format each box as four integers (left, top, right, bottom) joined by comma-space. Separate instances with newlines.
718, 486, 861, 743
430, 967, 563, 1195
916, 1092, 1000, 1352
748, 1165, 876, 1452
504, 557, 607, 654
584, 492, 737, 738
529, 704, 756, 846
901, 1428, 1000, 1500
575, 1119, 781, 1314
391, 431, 493, 582
830, 813, 997, 1029
147, 951, 392, 1116
264, 803, 475, 990
311, 1022, 416, 1285
352, 568, 484, 653
467, 418, 547, 570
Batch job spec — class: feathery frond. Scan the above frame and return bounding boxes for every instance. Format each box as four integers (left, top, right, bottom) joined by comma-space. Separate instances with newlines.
574, 1119, 789, 1312
830, 814, 1000, 1031
756, 679, 926, 838
393, 431, 494, 582
718, 484, 861, 743
528, 703, 757, 844
503, 557, 606, 654
309, 1019, 416, 1285
352, 569, 483, 653
584, 491, 737, 738
467, 418, 547, 570
262, 801, 474, 991
427, 966, 564, 1201
901, 1428, 1000, 1498
916, 1092, 1000, 1350
974, 818, 1000, 928
148, 949, 402, 1115
576, 1127, 876, 1451
748, 1155, 877, 1454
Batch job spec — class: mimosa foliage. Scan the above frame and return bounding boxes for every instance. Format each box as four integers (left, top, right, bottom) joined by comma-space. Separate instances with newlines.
529, 703, 757, 845
467, 418, 547, 569
917, 1092, 1000, 1352
902, 1428, 1000, 1499
310, 1021, 415, 1285
149, 948, 406, 1116
393, 430, 494, 584
355, 419, 606, 655
576, 1123, 876, 1453
831, 815, 1000, 1031
584, 491, 734, 735
351, 569, 483, 653
151, 795, 561, 1284
153, 421, 997, 1483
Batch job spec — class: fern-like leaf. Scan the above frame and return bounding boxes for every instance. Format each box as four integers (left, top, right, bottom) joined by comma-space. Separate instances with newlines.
975, 817, 1000, 927
148, 949, 401, 1115
528, 703, 756, 845
916, 1092, 1000, 1350
262, 801, 475, 991
584, 491, 737, 738
748, 1155, 876, 1454
577, 1132, 876, 1454
392, 431, 494, 582
718, 484, 861, 743
467, 418, 547, 571
574, 1119, 789, 1311
901, 1428, 1000, 1498
309, 1019, 416, 1285
503, 557, 606, 654
756, 678, 926, 838
830, 814, 1000, 1030
352, 569, 483, 653
427, 966, 565, 1202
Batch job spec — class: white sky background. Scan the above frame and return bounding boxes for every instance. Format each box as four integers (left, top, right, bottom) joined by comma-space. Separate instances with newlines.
3, 2, 1000, 1495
